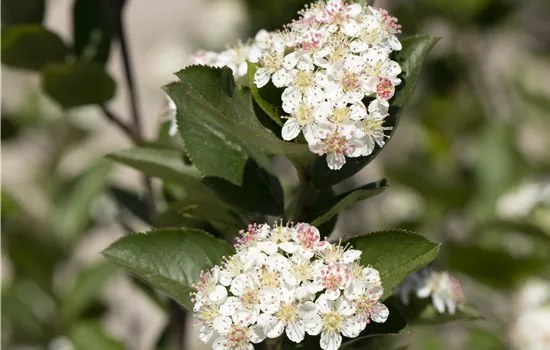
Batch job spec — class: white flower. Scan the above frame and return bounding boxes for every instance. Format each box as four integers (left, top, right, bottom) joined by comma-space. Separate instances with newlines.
212, 317, 265, 350
354, 100, 392, 156
257, 285, 318, 343
305, 295, 364, 350
195, 303, 224, 343
281, 100, 331, 144
192, 266, 228, 311
309, 132, 363, 170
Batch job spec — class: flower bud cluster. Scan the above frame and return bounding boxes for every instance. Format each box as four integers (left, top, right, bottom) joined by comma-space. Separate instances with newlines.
254, 0, 402, 170
192, 222, 389, 350
396, 267, 465, 314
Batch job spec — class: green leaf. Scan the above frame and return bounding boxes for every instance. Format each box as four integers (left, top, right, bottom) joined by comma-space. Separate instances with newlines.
1, 281, 53, 339
56, 160, 112, 245
204, 159, 284, 216
107, 146, 203, 187
247, 61, 283, 126
466, 328, 504, 350
102, 228, 234, 310
164, 66, 313, 185
42, 61, 116, 108
311, 35, 440, 188
446, 244, 548, 289
1, 25, 68, 71
69, 321, 125, 350
417, 304, 482, 325
72, 0, 112, 64
469, 121, 524, 221
60, 262, 117, 326
158, 184, 246, 236
345, 230, 440, 299
1, 0, 45, 28
4, 225, 66, 293
109, 185, 152, 225
1, 189, 23, 216
341, 301, 407, 349
165, 66, 273, 185
309, 179, 388, 227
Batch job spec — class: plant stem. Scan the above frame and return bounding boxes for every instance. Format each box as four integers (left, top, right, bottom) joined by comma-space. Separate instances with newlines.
109, 0, 157, 220
100, 105, 138, 142
292, 165, 319, 223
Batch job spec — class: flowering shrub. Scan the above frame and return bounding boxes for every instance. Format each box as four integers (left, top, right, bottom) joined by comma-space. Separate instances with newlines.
99, 0, 478, 349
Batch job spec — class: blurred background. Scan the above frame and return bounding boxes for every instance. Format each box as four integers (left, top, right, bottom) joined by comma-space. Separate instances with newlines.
2, 0, 550, 349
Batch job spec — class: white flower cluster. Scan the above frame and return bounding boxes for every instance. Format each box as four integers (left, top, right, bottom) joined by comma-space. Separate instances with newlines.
253, 0, 402, 170
192, 222, 389, 350
396, 268, 465, 314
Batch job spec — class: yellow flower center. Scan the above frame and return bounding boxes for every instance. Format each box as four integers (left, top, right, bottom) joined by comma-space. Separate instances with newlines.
322, 311, 343, 331
260, 268, 280, 289
277, 303, 298, 323
296, 105, 315, 126
294, 70, 315, 90
330, 108, 350, 124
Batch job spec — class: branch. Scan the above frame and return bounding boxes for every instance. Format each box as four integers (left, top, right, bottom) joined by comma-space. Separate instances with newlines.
112, 0, 143, 137
100, 105, 138, 142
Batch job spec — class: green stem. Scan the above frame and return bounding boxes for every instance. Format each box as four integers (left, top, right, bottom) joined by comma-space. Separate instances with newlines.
292, 164, 319, 223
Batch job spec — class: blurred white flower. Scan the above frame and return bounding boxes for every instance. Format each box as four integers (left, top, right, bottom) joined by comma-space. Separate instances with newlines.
396, 268, 465, 314
511, 279, 550, 350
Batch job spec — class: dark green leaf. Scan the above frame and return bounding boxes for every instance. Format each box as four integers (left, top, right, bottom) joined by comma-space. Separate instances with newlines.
4, 226, 66, 293
247, 61, 283, 126
56, 160, 112, 244
341, 301, 407, 349
72, 0, 112, 64
1, 0, 45, 27
1, 189, 23, 216
107, 146, 202, 187
69, 321, 125, 350
309, 179, 388, 227
204, 159, 284, 216
1, 281, 52, 340
60, 262, 117, 326
158, 184, 246, 236
109, 185, 152, 225
42, 61, 116, 108
345, 230, 440, 299
1, 25, 68, 71
311, 35, 440, 188
446, 244, 548, 289
102, 228, 234, 310
164, 66, 313, 185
